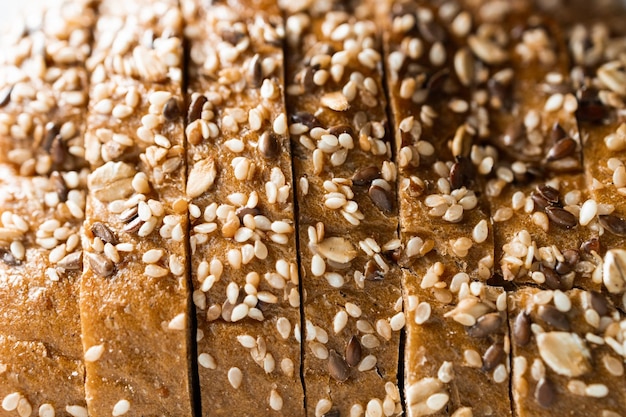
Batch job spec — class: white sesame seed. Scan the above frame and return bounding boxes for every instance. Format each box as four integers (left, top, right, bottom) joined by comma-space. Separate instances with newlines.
333, 310, 348, 334
493, 207, 513, 222
493, 363, 508, 383
10, 240, 25, 260
586, 384, 609, 398
273, 113, 288, 135
414, 302, 431, 324
38, 404, 55, 417
227, 249, 242, 269
144, 264, 169, 278
167, 313, 186, 330
269, 389, 283, 411
544, 93, 564, 112
430, 42, 446, 66
426, 393, 449, 412
358, 355, 377, 372
324, 272, 345, 288
17, 397, 33, 417
311, 254, 326, 277
142, 249, 164, 264
345, 302, 362, 318
360, 334, 379, 349
237, 334, 256, 349
443, 204, 464, 222
224, 139, 245, 153
464, 349, 482, 368
276, 317, 291, 340
231, 304, 249, 322
553, 290, 572, 312
602, 355, 624, 376
315, 399, 332, 417
228, 367, 243, 389
365, 399, 383, 417
112, 400, 130, 416
586, 331, 603, 344
310, 341, 329, 359
532, 211, 550, 232
2, 392, 20, 411
271, 221, 293, 234
65, 405, 88, 417
437, 361, 454, 384
567, 379, 587, 396
376, 318, 392, 341
198, 353, 216, 369
85, 344, 105, 362
390, 312, 406, 331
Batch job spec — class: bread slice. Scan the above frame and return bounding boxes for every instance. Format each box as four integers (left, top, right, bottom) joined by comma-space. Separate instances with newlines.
459, 4, 602, 292
0, 0, 94, 176
0, 336, 86, 417
403, 266, 511, 417
384, 0, 494, 279
80, 1, 194, 415
0, 165, 87, 415
509, 287, 626, 416
570, 21, 626, 303
283, 1, 403, 415
182, 0, 305, 414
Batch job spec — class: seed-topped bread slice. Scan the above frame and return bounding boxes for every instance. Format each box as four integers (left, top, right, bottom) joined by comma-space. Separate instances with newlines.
402, 266, 511, 417
182, 0, 305, 414
459, 1, 602, 292
570, 19, 626, 303
384, 0, 494, 278
509, 287, 626, 416
0, 164, 88, 415
283, 0, 404, 415
80, 1, 194, 415
0, 0, 94, 176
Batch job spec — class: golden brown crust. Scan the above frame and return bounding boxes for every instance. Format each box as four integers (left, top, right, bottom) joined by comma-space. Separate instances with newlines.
0, 336, 86, 417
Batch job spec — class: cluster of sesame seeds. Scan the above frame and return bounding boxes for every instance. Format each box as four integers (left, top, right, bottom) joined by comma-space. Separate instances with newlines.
86, 85, 185, 186
403, 263, 509, 417
1, 392, 32, 417
511, 288, 626, 412
0, 0, 94, 176
0, 211, 28, 262
0, 168, 87, 279
87, 1, 182, 84
86, 182, 187, 282
314, 381, 402, 417
0, 67, 89, 177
